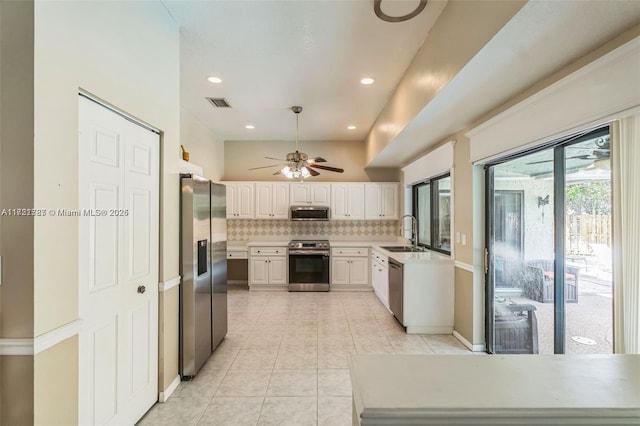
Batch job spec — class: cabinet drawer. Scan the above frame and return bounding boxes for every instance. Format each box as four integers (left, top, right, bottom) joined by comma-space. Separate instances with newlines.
332, 247, 368, 257
250, 247, 286, 256
227, 251, 248, 259
371, 250, 388, 266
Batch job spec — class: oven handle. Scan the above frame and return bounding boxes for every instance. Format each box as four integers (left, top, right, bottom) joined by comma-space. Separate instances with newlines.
289, 249, 330, 256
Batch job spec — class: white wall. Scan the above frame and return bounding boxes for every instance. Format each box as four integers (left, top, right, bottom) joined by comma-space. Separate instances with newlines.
31, 1, 180, 421
33, 0, 180, 334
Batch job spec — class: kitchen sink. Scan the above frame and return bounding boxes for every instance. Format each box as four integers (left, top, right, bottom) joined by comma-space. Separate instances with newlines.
380, 246, 425, 252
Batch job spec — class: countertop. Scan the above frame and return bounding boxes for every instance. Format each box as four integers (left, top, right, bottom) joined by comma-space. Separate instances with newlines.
227, 240, 453, 264
350, 354, 640, 425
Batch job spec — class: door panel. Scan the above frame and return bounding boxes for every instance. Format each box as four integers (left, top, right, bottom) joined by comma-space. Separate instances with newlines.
79, 96, 159, 425
92, 318, 118, 425
269, 257, 287, 284
91, 184, 119, 290
350, 258, 369, 285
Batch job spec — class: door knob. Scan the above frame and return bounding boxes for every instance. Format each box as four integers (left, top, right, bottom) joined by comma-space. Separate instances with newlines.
137, 285, 146, 294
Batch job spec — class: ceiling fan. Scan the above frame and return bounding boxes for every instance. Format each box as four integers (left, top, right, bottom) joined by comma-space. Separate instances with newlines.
526, 136, 610, 166
248, 106, 344, 179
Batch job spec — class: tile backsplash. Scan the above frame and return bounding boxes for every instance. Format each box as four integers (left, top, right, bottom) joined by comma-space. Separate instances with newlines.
228, 219, 399, 241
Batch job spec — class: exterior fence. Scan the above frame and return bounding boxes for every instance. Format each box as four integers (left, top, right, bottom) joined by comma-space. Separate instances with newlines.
566, 214, 611, 254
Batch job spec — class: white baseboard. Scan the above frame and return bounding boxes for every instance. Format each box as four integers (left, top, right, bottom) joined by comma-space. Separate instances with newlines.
158, 375, 181, 402
406, 326, 453, 334
453, 330, 486, 352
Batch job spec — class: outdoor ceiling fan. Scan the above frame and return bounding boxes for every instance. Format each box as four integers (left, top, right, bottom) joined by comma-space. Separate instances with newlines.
248, 106, 344, 179
526, 136, 610, 166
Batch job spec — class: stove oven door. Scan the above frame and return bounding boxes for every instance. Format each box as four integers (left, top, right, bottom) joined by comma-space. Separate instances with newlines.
288, 250, 330, 291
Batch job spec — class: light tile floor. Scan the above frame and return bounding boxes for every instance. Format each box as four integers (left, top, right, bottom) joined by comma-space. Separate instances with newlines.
138, 286, 472, 426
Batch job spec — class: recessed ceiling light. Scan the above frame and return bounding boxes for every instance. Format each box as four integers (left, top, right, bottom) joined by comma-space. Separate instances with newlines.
347, 125, 357, 130
360, 77, 374, 85
207, 76, 222, 84
245, 124, 255, 130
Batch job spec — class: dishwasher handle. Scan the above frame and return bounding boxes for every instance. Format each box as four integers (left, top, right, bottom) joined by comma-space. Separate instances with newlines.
389, 260, 402, 269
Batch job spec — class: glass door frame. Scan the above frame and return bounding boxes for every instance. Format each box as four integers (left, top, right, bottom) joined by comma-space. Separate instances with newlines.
485, 126, 610, 354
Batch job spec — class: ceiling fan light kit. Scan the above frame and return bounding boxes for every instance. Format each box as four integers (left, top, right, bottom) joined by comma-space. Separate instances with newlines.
249, 105, 345, 180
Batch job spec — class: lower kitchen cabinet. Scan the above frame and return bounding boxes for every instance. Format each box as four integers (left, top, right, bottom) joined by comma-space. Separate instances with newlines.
370, 248, 389, 308
249, 247, 287, 290
331, 247, 370, 290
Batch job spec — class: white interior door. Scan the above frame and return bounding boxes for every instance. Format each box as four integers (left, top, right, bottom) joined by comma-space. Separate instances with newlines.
78, 96, 159, 425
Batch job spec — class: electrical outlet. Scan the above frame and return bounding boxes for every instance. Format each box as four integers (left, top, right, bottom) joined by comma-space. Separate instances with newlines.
455, 232, 461, 243
461, 234, 467, 246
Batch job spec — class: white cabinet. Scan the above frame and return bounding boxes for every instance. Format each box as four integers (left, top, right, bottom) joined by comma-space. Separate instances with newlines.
249, 247, 287, 290
365, 183, 398, 220
331, 247, 369, 289
371, 248, 389, 308
290, 183, 331, 206
224, 182, 255, 218
255, 182, 290, 219
331, 183, 365, 220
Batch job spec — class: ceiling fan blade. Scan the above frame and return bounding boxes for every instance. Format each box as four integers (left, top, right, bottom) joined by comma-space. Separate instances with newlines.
309, 164, 344, 173
308, 157, 327, 163
305, 167, 320, 176
264, 156, 286, 161
272, 170, 282, 176
248, 163, 283, 170
526, 159, 553, 165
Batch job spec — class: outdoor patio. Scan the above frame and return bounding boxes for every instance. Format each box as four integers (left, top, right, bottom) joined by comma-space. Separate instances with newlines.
508, 266, 613, 354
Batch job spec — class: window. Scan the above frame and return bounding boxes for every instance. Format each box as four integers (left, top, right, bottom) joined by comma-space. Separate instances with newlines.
412, 173, 451, 254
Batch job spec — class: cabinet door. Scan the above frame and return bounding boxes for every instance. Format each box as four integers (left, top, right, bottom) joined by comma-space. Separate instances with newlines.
254, 183, 273, 218
249, 258, 269, 285
268, 257, 287, 285
225, 184, 237, 218
236, 182, 254, 218
310, 183, 331, 206
331, 258, 351, 285
348, 184, 365, 219
364, 184, 382, 219
349, 257, 369, 285
271, 183, 290, 218
380, 184, 398, 219
331, 184, 349, 219
290, 184, 310, 205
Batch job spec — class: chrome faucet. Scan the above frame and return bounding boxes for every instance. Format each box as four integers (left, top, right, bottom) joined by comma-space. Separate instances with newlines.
401, 215, 418, 249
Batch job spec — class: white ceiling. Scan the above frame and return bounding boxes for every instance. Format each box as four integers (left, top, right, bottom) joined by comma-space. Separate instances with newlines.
163, 0, 640, 168
164, 0, 447, 143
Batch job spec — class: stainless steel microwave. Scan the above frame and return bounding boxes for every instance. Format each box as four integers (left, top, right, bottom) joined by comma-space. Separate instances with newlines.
290, 206, 330, 221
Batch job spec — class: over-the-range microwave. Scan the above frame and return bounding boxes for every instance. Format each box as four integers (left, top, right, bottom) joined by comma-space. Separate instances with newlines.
290, 205, 330, 221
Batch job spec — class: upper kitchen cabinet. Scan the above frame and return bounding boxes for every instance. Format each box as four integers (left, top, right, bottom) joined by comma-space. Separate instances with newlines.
331, 183, 365, 220
255, 182, 290, 219
224, 181, 254, 219
365, 183, 399, 220
290, 182, 331, 206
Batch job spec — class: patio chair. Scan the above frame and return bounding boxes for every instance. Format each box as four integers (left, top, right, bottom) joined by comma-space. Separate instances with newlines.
521, 259, 579, 303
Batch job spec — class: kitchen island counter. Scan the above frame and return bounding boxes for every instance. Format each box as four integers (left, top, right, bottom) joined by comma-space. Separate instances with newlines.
350, 354, 640, 425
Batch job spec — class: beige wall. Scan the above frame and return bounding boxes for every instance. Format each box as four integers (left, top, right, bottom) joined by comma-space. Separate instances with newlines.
365, 0, 526, 165
34, 337, 78, 426
0, 0, 34, 340
0, 1, 35, 423
27, 1, 180, 422
452, 137, 473, 264
224, 140, 399, 182
1, 355, 34, 425
181, 108, 225, 181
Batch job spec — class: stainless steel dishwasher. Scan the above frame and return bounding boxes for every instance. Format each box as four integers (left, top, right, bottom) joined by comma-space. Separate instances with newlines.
388, 259, 404, 325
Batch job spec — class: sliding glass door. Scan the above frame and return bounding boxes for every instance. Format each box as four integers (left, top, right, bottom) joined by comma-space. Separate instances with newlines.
486, 127, 612, 354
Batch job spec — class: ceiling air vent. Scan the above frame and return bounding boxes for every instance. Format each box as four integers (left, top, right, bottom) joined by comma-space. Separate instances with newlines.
207, 97, 231, 108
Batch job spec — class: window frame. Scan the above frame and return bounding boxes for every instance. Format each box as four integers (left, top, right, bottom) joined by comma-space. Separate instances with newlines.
412, 172, 452, 255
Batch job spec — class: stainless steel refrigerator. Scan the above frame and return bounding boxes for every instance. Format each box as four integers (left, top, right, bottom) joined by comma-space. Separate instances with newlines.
179, 174, 227, 379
